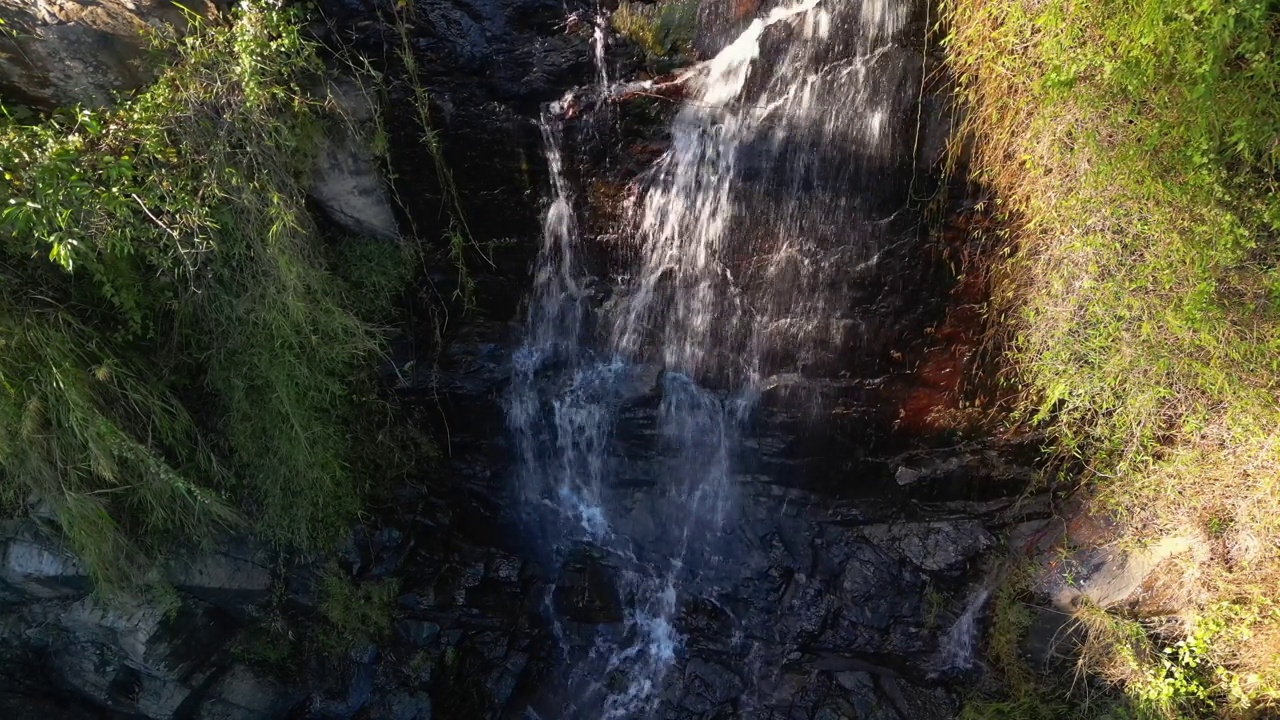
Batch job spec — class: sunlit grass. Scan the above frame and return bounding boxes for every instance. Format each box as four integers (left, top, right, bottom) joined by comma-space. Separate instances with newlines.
943, 0, 1280, 714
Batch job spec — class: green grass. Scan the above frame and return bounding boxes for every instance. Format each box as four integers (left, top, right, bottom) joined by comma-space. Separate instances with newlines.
943, 0, 1280, 714
0, 1, 403, 595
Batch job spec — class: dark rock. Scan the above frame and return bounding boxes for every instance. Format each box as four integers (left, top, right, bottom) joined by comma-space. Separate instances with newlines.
374, 692, 433, 720
1020, 605, 1083, 674
195, 665, 299, 720
0, 0, 1051, 717
854, 520, 995, 574
397, 619, 442, 647
313, 656, 377, 718
167, 539, 274, 617
553, 548, 624, 624
0, 520, 88, 600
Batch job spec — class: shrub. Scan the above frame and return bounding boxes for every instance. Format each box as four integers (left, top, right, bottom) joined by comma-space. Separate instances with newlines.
944, 0, 1280, 713
317, 569, 398, 652
0, 1, 398, 594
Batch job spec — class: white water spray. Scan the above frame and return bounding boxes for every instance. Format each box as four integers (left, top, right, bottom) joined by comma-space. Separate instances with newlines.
509, 0, 919, 715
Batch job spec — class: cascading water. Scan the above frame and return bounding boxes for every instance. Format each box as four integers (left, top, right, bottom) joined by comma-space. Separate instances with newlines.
508, 0, 924, 716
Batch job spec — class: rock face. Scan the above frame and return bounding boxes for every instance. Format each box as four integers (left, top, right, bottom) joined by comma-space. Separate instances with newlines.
407, 317, 1049, 719
313, 0, 601, 307
0, 553, 298, 718
1, 520, 88, 600
0, 0, 226, 107
0, 0, 1049, 717
309, 79, 402, 241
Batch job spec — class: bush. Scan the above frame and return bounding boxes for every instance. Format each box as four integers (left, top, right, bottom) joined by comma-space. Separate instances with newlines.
0, 1, 399, 595
944, 0, 1280, 714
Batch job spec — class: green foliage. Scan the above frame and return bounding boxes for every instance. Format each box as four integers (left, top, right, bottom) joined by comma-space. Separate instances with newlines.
943, 0, 1280, 710
961, 566, 1076, 720
0, 1, 401, 594
961, 0, 1280, 474
333, 236, 416, 323
317, 569, 398, 653
1118, 603, 1280, 718
234, 612, 301, 674
612, 0, 698, 65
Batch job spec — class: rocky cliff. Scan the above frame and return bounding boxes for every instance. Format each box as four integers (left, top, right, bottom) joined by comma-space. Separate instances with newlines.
0, 0, 1064, 717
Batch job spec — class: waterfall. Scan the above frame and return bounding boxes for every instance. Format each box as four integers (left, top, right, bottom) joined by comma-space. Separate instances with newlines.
508, 0, 921, 716
932, 587, 991, 674
592, 11, 610, 88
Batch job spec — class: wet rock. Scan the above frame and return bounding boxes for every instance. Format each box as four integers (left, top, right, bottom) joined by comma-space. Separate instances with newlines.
670, 658, 742, 715
855, 520, 994, 574
372, 691, 433, 720
552, 548, 623, 624
398, 322, 514, 400
0, 520, 88, 600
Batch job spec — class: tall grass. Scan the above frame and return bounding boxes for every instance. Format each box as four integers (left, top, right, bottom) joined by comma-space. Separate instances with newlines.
0, 1, 401, 594
943, 0, 1280, 714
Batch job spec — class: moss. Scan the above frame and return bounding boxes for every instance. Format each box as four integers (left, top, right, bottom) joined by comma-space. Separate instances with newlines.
612, 0, 697, 68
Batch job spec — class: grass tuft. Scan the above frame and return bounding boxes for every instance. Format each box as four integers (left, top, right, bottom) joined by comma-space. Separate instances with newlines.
317, 567, 398, 653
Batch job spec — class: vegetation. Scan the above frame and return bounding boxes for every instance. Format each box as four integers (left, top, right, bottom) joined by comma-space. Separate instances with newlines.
0, 1, 404, 595
316, 568, 399, 653
386, 0, 480, 309
944, 0, 1280, 714
612, 0, 698, 68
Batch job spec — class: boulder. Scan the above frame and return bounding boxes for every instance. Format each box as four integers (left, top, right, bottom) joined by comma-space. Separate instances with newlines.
0, 0, 226, 107
1036, 535, 1208, 615
197, 664, 300, 720
309, 79, 401, 241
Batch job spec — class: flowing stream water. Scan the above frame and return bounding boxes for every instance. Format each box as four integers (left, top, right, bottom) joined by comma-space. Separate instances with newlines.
508, 0, 922, 716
